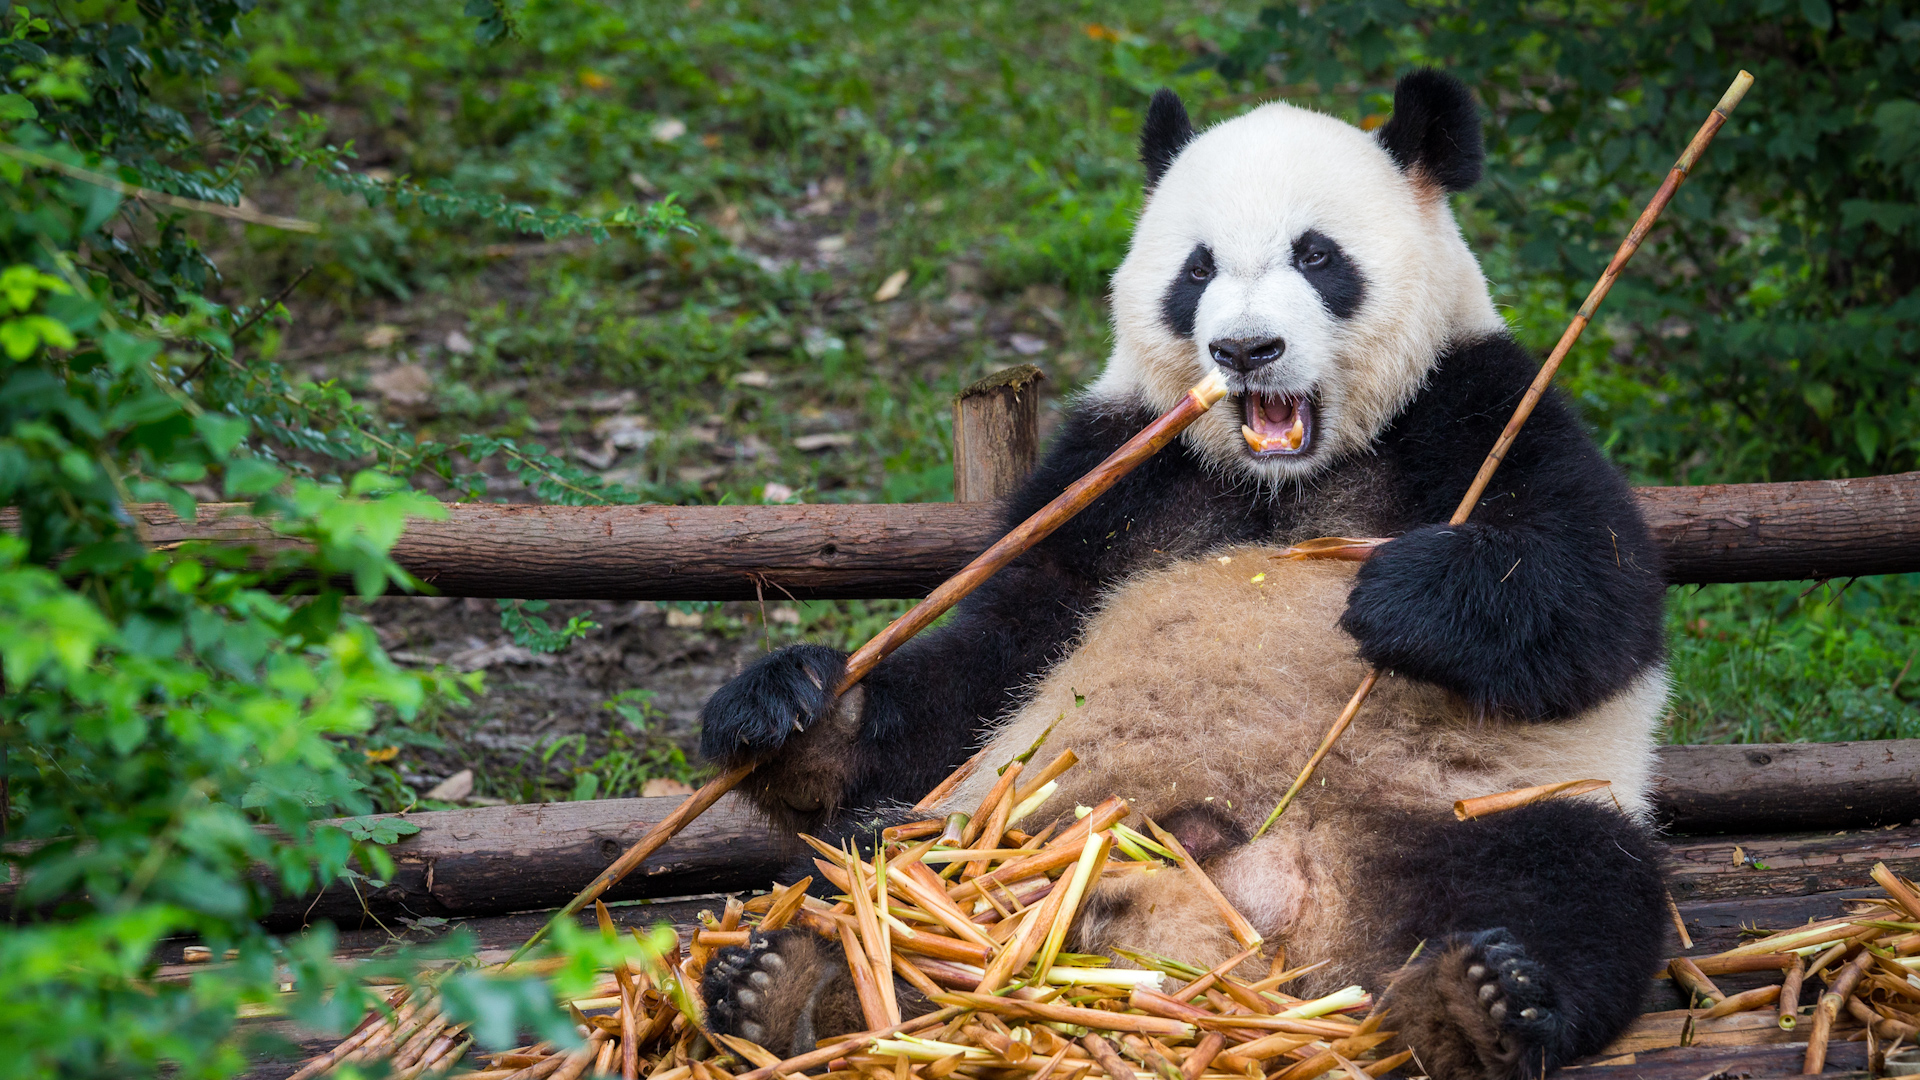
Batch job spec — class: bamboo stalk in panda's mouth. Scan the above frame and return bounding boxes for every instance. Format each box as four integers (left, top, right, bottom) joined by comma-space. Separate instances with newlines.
509, 371, 1231, 964
1253, 69, 1755, 841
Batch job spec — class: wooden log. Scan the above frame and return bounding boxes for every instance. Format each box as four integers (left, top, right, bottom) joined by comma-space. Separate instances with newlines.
953, 364, 1044, 503
9, 749, 1920, 928
1665, 821, 1920, 904
1638, 471, 1920, 584
1571, 1042, 1866, 1080
9, 472, 1916, 600
258, 794, 798, 930
1653, 741, 1920, 834
247, 796, 1920, 926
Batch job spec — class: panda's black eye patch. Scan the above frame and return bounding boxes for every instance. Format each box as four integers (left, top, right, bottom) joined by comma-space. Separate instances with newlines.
1160, 244, 1214, 338
1291, 229, 1366, 319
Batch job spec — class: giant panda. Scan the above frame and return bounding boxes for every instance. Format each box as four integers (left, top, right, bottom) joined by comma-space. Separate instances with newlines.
694, 70, 1672, 1080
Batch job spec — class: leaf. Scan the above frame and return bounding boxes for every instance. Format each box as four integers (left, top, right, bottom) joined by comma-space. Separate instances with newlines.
1799, 0, 1832, 30
0, 93, 36, 120
100, 331, 160, 373
337, 815, 423, 845
224, 457, 286, 496
194, 412, 250, 457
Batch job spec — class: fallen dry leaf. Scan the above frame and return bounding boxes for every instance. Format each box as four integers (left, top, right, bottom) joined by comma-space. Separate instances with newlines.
368, 363, 434, 408
362, 324, 404, 349
873, 268, 909, 302
425, 769, 475, 802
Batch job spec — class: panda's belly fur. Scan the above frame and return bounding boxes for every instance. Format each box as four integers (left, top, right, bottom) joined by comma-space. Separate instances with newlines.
934, 548, 1667, 983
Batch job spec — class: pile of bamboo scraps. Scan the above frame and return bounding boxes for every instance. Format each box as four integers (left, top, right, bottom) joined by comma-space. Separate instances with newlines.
295, 749, 1402, 1080
1620, 862, 1920, 1072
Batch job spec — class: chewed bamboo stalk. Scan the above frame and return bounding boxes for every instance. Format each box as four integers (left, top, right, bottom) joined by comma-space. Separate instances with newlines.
1668, 957, 1725, 1007
1274, 536, 1390, 562
1452, 779, 1611, 822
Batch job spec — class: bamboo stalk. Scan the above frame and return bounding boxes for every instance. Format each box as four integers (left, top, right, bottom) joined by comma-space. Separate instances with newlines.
733, 1008, 964, 1080
1034, 832, 1114, 978
1169, 946, 1262, 1004
849, 850, 900, 1025
1252, 70, 1754, 837
1667, 892, 1694, 951
1779, 956, 1806, 1031
622, 980, 641, 1080
929, 992, 1195, 1037
1875, 862, 1920, 921
1081, 1035, 1138, 1080
1702, 984, 1781, 1018
1849, 997, 1920, 1041
962, 763, 1022, 848
1681, 953, 1793, 976
1015, 751, 1081, 806
1669, 957, 1726, 1007
1806, 950, 1873, 1073
837, 916, 894, 1032
1179, 1033, 1227, 1080
974, 883, 1064, 993
1453, 779, 1610, 822
286, 988, 409, 1080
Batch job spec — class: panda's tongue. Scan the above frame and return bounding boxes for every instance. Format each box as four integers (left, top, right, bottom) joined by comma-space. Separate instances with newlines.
1242, 393, 1311, 455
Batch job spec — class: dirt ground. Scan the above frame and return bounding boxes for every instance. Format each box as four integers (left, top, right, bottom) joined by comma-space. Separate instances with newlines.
274, 188, 1082, 807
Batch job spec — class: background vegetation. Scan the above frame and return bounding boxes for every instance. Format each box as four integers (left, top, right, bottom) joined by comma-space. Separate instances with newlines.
0, 0, 1914, 1075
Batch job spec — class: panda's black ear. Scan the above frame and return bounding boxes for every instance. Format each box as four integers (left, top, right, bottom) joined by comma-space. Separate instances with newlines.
1377, 69, 1483, 193
1140, 88, 1194, 190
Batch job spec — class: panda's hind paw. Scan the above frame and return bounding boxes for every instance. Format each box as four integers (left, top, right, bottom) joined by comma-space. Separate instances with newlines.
702, 929, 853, 1059
1381, 928, 1562, 1080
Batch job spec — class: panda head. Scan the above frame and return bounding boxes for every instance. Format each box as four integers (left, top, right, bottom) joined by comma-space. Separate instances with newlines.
1097, 70, 1506, 484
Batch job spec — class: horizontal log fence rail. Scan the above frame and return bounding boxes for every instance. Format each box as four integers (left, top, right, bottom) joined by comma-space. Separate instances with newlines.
5, 740, 1907, 927
5, 469, 1913, 600
4, 370, 1916, 594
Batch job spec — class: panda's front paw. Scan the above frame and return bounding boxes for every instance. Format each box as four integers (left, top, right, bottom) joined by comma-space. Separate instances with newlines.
699, 644, 849, 763
1339, 523, 1547, 717
1380, 928, 1563, 1080
699, 645, 869, 829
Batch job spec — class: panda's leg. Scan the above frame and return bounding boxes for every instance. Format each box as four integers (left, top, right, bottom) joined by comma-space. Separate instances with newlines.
1370, 800, 1669, 1080
703, 929, 933, 1058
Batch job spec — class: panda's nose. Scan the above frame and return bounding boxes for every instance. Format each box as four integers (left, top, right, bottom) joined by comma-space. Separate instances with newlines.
1209, 336, 1287, 374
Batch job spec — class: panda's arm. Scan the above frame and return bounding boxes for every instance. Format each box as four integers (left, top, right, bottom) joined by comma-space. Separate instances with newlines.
702, 399, 1246, 827
1339, 334, 1667, 720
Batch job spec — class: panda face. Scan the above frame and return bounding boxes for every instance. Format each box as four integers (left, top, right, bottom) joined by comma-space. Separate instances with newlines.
1095, 90, 1505, 485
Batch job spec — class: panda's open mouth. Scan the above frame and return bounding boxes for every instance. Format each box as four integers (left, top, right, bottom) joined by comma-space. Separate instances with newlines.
1241, 392, 1314, 456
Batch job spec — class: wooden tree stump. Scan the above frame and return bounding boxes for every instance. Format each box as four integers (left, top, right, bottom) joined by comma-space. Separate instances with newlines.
952, 364, 1044, 503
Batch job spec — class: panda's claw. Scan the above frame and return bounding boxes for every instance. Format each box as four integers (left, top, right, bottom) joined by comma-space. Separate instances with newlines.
702, 929, 847, 1058
1380, 928, 1562, 1080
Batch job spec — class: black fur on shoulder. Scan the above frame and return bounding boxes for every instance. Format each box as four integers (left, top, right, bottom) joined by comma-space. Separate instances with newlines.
1377, 69, 1483, 193
1341, 334, 1667, 720
1364, 801, 1669, 1078
1140, 88, 1195, 189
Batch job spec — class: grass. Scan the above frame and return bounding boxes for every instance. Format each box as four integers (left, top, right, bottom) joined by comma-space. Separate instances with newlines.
201, 0, 1917, 785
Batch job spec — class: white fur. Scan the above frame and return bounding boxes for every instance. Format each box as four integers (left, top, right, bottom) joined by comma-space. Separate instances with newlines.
1094, 100, 1506, 482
